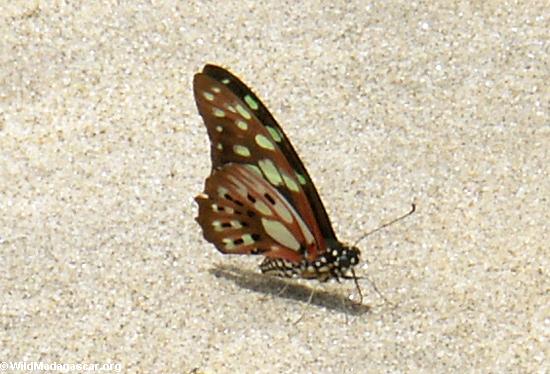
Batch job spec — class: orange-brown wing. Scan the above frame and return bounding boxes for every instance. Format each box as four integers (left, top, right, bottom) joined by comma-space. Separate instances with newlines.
196, 164, 316, 263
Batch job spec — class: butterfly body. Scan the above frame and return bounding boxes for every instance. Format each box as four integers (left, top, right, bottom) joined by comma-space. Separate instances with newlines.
259, 246, 359, 282
194, 64, 360, 285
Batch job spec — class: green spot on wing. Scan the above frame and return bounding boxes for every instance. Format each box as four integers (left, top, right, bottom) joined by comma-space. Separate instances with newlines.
295, 173, 307, 185
212, 108, 225, 118
212, 220, 222, 231
235, 119, 248, 130
261, 218, 300, 251
255, 134, 275, 150
242, 234, 255, 245
236, 104, 252, 120
272, 201, 293, 224
203, 92, 214, 101
230, 220, 243, 229
245, 164, 262, 177
244, 95, 259, 110
233, 145, 251, 157
282, 174, 300, 192
218, 186, 229, 197
222, 238, 235, 250
266, 126, 282, 142
258, 159, 282, 186
254, 201, 272, 216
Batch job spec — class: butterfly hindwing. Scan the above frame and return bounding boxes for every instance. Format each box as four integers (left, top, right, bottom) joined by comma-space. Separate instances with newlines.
195, 164, 315, 263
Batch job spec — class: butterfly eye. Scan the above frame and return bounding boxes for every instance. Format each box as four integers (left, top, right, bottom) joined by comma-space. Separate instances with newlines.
338, 254, 351, 269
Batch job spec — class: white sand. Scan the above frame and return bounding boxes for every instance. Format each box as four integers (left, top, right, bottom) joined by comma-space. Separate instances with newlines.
1, 1, 548, 373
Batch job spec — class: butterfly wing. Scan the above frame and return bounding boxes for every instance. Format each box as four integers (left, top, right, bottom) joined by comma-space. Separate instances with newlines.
195, 164, 316, 263
194, 65, 339, 260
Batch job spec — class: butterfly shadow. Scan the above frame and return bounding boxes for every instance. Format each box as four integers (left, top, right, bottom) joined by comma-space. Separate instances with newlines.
209, 263, 372, 316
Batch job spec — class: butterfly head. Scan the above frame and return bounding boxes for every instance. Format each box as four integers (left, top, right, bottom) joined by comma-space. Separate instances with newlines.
306, 241, 361, 281
330, 243, 361, 276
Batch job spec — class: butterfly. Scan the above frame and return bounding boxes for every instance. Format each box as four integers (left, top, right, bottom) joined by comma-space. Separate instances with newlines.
194, 64, 363, 301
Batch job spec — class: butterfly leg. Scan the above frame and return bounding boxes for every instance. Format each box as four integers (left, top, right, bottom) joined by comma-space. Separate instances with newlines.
259, 282, 290, 302
275, 282, 290, 297
292, 288, 315, 325
344, 271, 395, 307
351, 268, 364, 305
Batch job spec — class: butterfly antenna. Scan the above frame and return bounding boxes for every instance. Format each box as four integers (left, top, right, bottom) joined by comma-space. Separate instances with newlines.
353, 203, 416, 248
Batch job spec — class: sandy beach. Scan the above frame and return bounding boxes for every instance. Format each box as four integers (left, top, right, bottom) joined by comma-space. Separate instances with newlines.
1, 1, 548, 372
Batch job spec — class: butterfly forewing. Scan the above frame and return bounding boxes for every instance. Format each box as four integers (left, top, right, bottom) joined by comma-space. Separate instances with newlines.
194, 66, 339, 258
